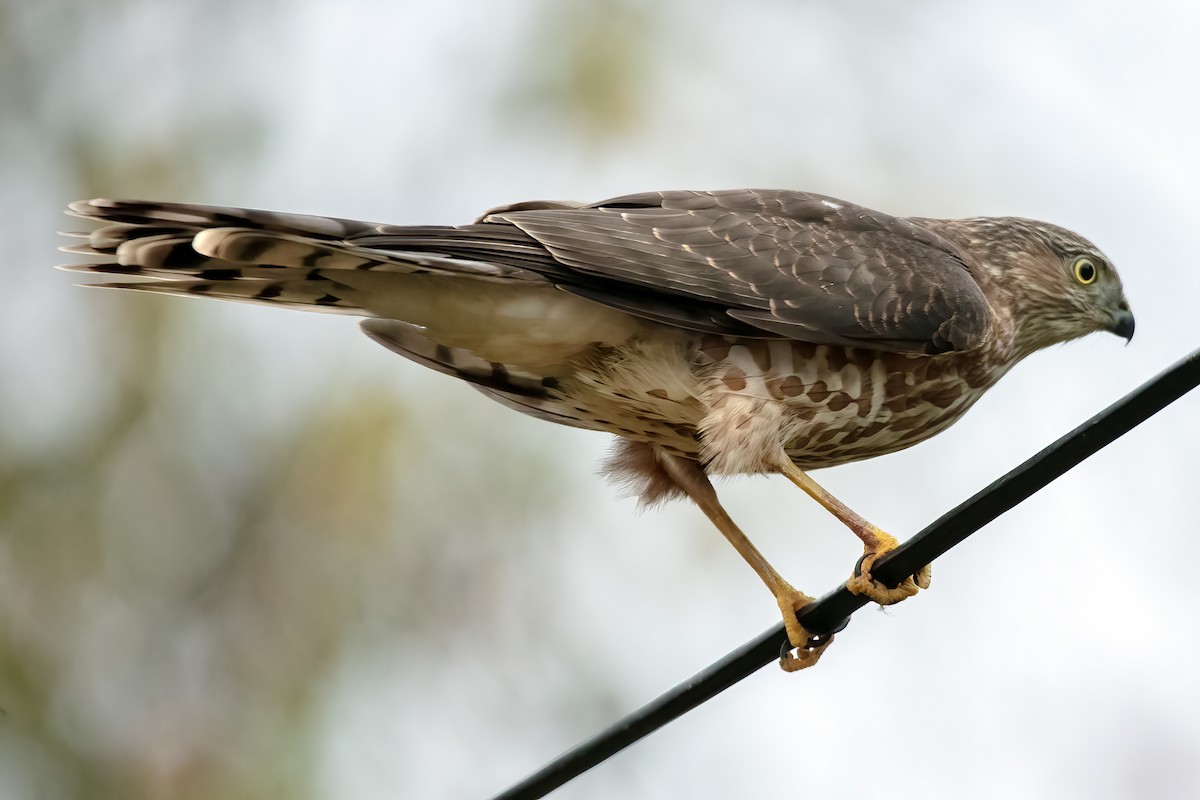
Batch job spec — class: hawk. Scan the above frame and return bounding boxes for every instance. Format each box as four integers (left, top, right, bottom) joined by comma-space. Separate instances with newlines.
61, 190, 1134, 670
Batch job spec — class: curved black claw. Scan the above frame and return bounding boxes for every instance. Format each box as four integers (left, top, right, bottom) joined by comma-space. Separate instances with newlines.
779, 631, 836, 672
853, 553, 927, 588
778, 624, 844, 662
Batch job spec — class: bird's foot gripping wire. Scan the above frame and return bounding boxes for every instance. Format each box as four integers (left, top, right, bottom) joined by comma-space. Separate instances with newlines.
844, 530, 932, 606
775, 584, 834, 672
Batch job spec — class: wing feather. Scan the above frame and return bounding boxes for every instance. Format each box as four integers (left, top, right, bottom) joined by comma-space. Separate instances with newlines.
493, 189, 990, 353
64, 191, 991, 354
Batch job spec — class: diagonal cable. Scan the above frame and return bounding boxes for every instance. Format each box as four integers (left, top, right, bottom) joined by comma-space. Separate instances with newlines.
489, 346, 1200, 800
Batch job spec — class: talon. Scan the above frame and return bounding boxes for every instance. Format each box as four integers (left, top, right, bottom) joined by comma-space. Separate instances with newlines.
779, 631, 833, 672
913, 562, 932, 590
774, 583, 832, 671
845, 532, 931, 606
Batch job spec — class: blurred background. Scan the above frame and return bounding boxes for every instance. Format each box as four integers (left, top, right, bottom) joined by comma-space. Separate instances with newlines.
2, 1, 1199, 798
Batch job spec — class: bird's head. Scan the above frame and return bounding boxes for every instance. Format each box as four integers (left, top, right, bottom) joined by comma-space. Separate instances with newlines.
942, 217, 1134, 358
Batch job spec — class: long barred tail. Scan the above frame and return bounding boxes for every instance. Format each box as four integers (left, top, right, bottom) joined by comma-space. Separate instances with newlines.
58, 199, 612, 425
58, 198, 544, 313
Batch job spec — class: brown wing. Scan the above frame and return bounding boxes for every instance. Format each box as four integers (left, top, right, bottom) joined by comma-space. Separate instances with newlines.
66, 191, 991, 355
487, 189, 990, 354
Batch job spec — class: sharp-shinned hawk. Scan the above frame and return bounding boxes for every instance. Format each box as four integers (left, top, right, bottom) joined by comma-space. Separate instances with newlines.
61, 189, 1134, 670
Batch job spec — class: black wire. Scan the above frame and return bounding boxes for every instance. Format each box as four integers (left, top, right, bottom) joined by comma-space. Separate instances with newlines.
489, 347, 1200, 800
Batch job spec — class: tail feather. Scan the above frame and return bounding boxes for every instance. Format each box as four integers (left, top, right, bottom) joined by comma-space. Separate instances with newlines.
84, 276, 364, 313
58, 197, 653, 432
65, 198, 380, 239
472, 386, 605, 431
360, 319, 557, 397
358, 317, 601, 430
60, 200, 546, 309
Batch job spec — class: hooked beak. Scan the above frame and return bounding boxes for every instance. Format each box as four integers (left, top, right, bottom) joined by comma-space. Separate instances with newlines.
1110, 309, 1135, 342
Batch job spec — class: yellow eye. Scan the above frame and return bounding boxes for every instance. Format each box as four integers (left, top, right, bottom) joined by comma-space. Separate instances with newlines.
1073, 257, 1098, 285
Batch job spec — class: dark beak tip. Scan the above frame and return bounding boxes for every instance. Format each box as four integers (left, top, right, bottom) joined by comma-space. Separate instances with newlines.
1112, 311, 1135, 342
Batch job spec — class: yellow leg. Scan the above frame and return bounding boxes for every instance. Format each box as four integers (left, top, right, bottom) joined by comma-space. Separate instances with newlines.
776, 460, 931, 605
658, 454, 831, 671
